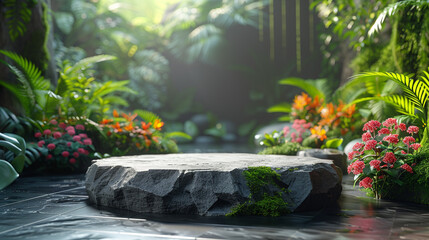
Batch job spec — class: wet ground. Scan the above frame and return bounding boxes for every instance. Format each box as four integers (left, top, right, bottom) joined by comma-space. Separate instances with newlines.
2, 145, 429, 239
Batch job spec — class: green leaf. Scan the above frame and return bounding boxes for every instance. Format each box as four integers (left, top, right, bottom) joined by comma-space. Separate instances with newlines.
165, 131, 192, 140
267, 103, 291, 113
134, 109, 161, 124
65, 55, 116, 76
278, 77, 326, 99
11, 153, 26, 173
0, 160, 19, 190
184, 121, 199, 137
324, 138, 343, 149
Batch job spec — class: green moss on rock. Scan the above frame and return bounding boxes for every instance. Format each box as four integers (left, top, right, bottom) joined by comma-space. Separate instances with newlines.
227, 166, 290, 217
258, 142, 305, 155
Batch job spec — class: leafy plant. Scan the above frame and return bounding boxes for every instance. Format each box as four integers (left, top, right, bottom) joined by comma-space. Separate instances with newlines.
98, 109, 190, 156
350, 70, 429, 144
258, 142, 305, 156
0, 49, 55, 119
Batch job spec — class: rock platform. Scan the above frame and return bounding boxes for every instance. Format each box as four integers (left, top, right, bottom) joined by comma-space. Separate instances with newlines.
85, 153, 342, 216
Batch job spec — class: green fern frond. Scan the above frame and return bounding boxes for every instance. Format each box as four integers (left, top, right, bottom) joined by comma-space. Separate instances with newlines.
278, 77, 326, 100
368, 0, 429, 36
134, 109, 161, 124
4, 0, 32, 41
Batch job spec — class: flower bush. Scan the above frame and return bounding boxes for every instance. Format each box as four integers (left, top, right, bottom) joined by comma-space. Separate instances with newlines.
98, 110, 178, 155
348, 118, 421, 199
33, 118, 95, 173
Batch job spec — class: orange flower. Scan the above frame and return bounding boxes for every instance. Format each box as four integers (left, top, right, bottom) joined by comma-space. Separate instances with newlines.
124, 122, 134, 131
345, 104, 356, 118
141, 121, 151, 130
122, 112, 137, 122
145, 138, 152, 147
135, 142, 142, 149
153, 119, 164, 130
100, 118, 113, 125
309, 95, 323, 111
292, 93, 312, 111
310, 125, 327, 141
113, 109, 119, 118
112, 122, 122, 132
320, 103, 335, 119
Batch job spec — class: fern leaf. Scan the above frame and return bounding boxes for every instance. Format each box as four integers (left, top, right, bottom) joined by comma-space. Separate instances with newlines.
4, 0, 32, 41
368, 0, 429, 36
134, 109, 161, 124
267, 103, 291, 113
278, 77, 326, 99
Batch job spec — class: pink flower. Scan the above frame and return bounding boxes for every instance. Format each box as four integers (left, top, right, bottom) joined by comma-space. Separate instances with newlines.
383, 134, 399, 144
349, 161, 365, 174
403, 136, 416, 146
411, 143, 421, 151
73, 152, 79, 158
401, 163, 413, 173
296, 137, 303, 143
397, 123, 406, 131
407, 126, 419, 135
283, 126, 290, 137
77, 148, 85, 154
67, 142, 72, 147
369, 160, 381, 171
69, 158, 76, 164
83, 138, 92, 145
364, 140, 378, 150
83, 150, 89, 155
383, 152, 397, 164
47, 143, 56, 150
49, 119, 58, 125
65, 126, 75, 131
67, 130, 76, 136
378, 128, 390, 135
59, 122, 67, 129
73, 135, 81, 141
401, 150, 407, 154
43, 129, 51, 135
348, 151, 360, 160
382, 118, 397, 128
62, 151, 70, 158
359, 177, 373, 189
37, 140, 45, 147
363, 120, 381, 133
79, 133, 88, 139
76, 124, 85, 130
53, 131, 62, 139
46, 154, 52, 160
34, 132, 42, 138
353, 142, 365, 150
362, 132, 372, 142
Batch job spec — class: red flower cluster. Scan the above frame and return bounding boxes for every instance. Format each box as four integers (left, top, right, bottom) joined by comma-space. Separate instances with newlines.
348, 118, 421, 198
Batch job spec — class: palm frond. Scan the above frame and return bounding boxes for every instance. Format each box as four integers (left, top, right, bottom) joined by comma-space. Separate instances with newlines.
383, 95, 419, 118
368, 0, 429, 36
278, 77, 326, 99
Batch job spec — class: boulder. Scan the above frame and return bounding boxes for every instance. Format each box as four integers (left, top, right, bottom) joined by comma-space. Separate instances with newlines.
85, 153, 342, 216
297, 148, 348, 174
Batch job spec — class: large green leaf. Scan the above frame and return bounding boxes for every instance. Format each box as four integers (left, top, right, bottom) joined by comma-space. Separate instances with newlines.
0, 160, 19, 190
134, 109, 161, 124
164, 131, 192, 140
278, 77, 326, 99
267, 103, 291, 113
65, 55, 116, 77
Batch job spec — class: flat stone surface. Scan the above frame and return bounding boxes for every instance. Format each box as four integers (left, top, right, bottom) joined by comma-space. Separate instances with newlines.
85, 153, 342, 216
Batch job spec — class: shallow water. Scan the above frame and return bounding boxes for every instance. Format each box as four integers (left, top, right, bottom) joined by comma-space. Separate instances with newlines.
2, 146, 429, 239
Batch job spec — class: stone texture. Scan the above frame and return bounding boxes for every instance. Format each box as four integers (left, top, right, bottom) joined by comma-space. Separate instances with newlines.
297, 149, 348, 174
85, 153, 342, 216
